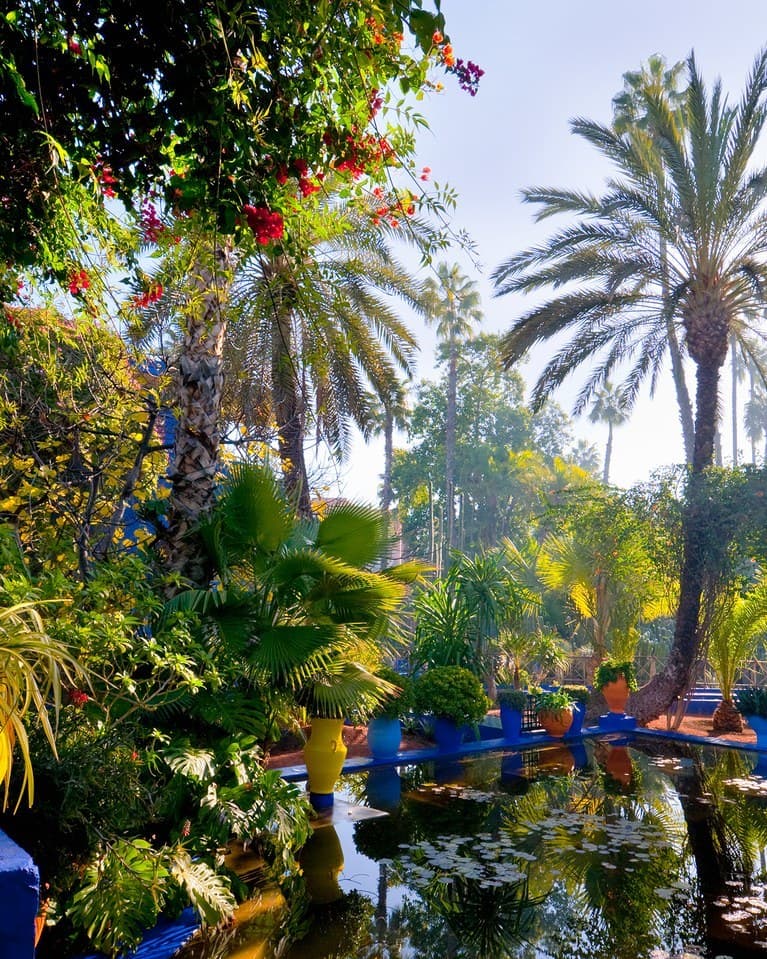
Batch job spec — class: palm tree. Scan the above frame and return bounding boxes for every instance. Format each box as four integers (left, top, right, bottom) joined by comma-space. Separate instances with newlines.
423, 263, 483, 563
227, 192, 426, 517
370, 379, 410, 515
612, 55, 695, 464
493, 51, 767, 720
587, 382, 628, 484
745, 377, 767, 464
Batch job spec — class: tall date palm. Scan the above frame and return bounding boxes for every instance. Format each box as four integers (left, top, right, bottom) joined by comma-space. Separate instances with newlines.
423, 263, 482, 563
493, 50, 767, 720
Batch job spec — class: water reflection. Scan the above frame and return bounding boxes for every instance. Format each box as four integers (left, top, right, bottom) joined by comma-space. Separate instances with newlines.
177, 738, 767, 959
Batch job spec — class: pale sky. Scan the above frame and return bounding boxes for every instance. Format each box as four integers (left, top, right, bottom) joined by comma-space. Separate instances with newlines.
332, 0, 767, 503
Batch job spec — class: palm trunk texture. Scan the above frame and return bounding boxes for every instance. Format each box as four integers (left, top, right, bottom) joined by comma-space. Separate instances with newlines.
633, 360, 722, 723
164, 244, 230, 586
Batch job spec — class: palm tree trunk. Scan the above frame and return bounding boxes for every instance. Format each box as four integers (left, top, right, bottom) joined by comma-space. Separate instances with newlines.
164, 243, 231, 586
633, 360, 721, 723
661, 237, 694, 464
731, 333, 739, 466
271, 308, 311, 518
381, 407, 394, 513
444, 345, 457, 565
602, 421, 613, 484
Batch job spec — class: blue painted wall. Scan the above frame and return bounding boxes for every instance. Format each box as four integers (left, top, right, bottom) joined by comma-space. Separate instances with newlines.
0, 829, 38, 959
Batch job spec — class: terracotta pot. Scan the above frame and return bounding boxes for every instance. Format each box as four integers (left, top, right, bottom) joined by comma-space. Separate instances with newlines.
601, 676, 630, 714
537, 707, 574, 738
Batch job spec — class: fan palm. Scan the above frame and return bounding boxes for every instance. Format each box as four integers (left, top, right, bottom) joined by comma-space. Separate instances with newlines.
226, 189, 428, 517
167, 463, 424, 724
493, 50, 767, 719
423, 263, 483, 561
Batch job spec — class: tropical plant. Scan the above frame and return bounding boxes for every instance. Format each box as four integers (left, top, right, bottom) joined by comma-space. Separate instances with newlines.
594, 661, 638, 692
178, 462, 424, 724
422, 262, 483, 561
533, 688, 574, 713
222, 191, 428, 516
411, 548, 528, 698
707, 581, 767, 731
0, 600, 81, 809
561, 683, 591, 706
493, 50, 767, 720
537, 490, 671, 669
413, 666, 491, 726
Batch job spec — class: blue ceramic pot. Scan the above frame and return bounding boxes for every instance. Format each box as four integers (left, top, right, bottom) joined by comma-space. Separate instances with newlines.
367, 717, 402, 759
747, 714, 767, 745
433, 716, 463, 753
500, 704, 523, 741
566, 702, 585, 738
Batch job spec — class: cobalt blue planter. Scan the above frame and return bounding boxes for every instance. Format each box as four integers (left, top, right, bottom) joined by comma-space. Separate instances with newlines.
433, 717, 463, 753
566, 702, 585, 738
747, 715, 767, 746
366, 717, 402, 759
500, 704, 523, 741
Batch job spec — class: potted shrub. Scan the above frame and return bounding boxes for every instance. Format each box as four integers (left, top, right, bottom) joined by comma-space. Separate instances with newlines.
497, 688, 528, 741
534, 688, 574, 738
413, 666, 491, 753
366, 666, 413, 760
561, 684, 590, 736
594, 661, 638, 714
735, 686, 767, 743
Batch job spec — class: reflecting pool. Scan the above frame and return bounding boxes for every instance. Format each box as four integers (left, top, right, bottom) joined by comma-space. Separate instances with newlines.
178, 736, 767, 959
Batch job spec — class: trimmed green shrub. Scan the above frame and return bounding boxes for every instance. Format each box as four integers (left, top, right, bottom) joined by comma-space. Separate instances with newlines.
413, 666, 491, 726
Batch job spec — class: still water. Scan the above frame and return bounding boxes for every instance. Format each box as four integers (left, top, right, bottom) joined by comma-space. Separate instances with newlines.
179, 736, 767, 959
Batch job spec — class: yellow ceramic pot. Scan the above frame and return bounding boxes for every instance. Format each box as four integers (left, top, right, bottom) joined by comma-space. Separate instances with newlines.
303, 718, 347, 803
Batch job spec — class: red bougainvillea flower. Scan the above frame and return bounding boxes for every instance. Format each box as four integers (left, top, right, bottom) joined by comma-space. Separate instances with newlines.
299, 177, 321, 198
276, 165, 289, 186
132, 283, 164, 309
293, 158, 309, 177
243, 205, 284, 245
140, 200, 165, 242
68, 269, 90, 295
68, 37, 82, 55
